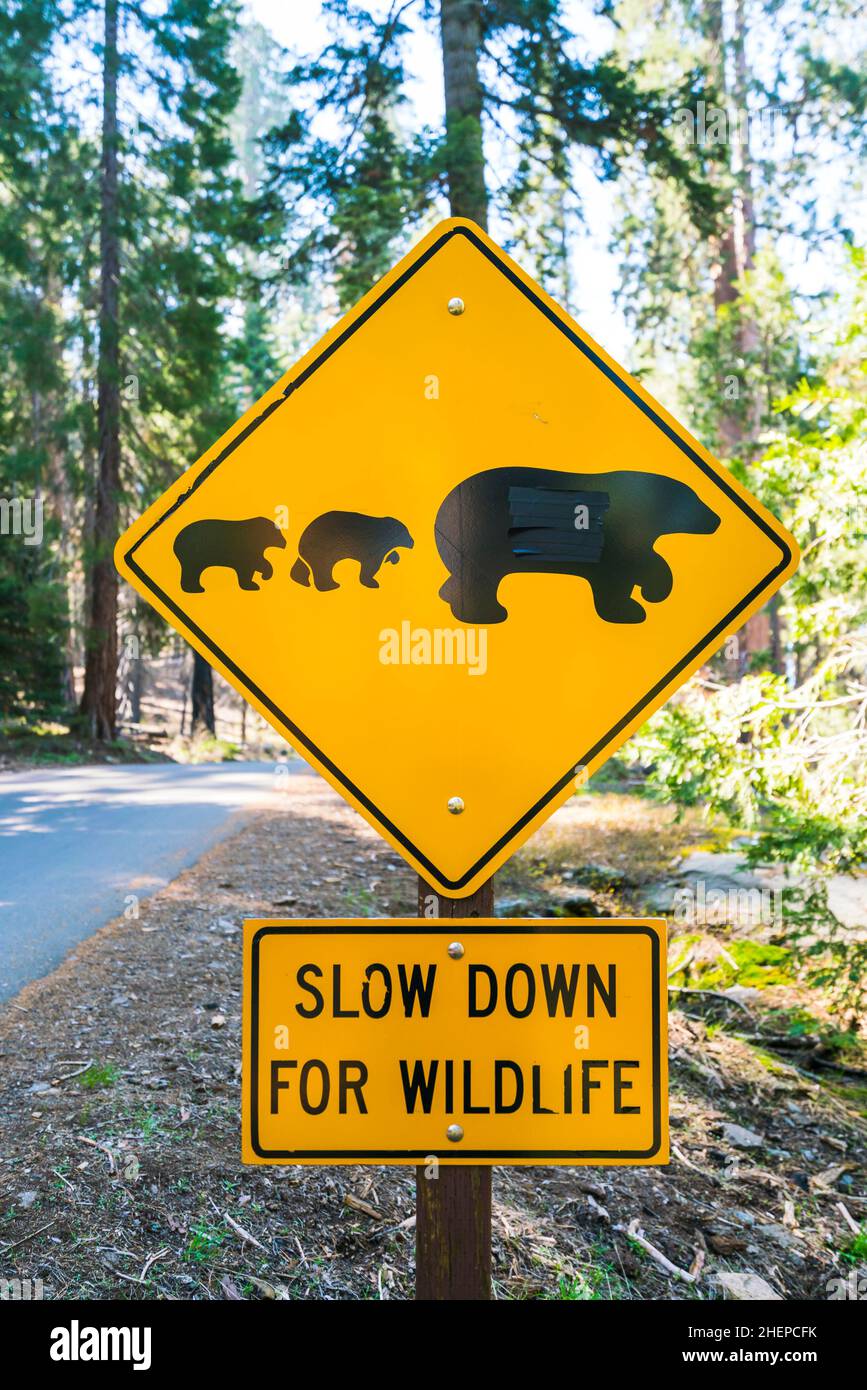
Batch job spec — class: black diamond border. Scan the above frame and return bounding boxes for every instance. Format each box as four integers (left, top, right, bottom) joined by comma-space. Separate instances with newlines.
124, 225, 793, 892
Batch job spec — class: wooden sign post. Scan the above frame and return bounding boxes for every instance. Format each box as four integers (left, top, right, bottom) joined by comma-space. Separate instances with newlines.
415, 874, 494, 1301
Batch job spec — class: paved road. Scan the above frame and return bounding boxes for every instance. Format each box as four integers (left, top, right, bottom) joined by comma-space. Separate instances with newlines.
0, 761, 291, 1003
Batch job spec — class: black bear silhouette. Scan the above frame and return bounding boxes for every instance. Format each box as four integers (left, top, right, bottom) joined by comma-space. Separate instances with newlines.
434, 467, 720, 624
173, 517, 287, 594
290, 512, 414, 591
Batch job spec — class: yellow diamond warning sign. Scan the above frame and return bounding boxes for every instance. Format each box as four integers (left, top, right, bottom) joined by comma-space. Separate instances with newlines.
242, 920, 667, 1166
116, 219, 798, 897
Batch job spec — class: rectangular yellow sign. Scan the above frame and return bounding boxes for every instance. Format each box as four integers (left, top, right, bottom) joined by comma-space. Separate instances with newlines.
242, 919, 667, 1165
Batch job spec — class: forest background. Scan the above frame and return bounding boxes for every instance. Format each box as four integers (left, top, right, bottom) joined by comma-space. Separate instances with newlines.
0, 0, 865, 1024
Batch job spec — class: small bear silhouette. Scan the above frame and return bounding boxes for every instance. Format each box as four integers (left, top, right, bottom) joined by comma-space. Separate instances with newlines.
290, 512, 414, 591
434, 466, 720, 625
173, 517, 287, 594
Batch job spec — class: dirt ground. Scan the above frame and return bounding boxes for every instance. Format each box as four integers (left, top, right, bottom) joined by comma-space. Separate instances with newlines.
0, 775, 864, 1301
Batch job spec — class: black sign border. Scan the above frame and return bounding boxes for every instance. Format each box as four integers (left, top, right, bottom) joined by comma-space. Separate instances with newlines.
247, 922, 664, 1161
124, 225, 793, 892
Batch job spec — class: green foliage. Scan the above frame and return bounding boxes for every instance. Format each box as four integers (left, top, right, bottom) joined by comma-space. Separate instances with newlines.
610, 0, 867, 423
690, 248, 811, 454
756, 250, 867, 664
0, 541, 68, 718
0, 0, 255, 718
0, 4, 863, 1048
632, 668, 867, 1016
546, 1271, 603, 1300
183, 1220, 226, 1263
539, 1244, 627, 1299
0, 0, 76, 718
78, 1063, 119, 1090
626, 249, 867, 1022
263, 1, 433, 307
169, 731, 241, 763
670, 939, 793, 991
263, 0, 720, 308
840, 1225, 867, 1266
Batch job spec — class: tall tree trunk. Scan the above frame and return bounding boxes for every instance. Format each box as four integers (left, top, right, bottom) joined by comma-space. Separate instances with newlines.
729, 0, 761, 437
191, 650, 215, 736
707, 0, 775, 672
439, 0, 488, 228
40, 403, 77, 708
36, 275, 78, 708
81, 0, 121, 739
709, 0, 759, 449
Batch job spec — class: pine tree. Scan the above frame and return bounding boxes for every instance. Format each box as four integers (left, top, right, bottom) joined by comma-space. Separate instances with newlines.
230, 15, 285, 404
265, 1, 719, 305
80, 0, 121, 739
71, 0, 247, 739
608, 0, 867, 675
439, 0, 487, 226
0, 0, 76, 720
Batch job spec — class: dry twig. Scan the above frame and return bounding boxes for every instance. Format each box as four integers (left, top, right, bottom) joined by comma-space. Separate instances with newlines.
0, 1220, 55, 1253
625, 1219, 701, 1284
77, 1135, 117, 1173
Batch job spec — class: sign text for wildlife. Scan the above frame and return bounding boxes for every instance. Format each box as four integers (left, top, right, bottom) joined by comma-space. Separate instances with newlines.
242, 920, 667, 1165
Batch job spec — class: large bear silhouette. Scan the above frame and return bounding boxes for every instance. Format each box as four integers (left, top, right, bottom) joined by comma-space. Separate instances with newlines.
434, 467, 720, 624
290, 512, 414, 591
173, 517, 286, 593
